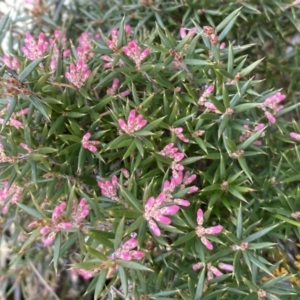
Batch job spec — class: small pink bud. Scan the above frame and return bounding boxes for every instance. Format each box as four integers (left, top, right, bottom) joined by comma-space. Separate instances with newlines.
192, 262, 204, 271
209, 266, 223, 277
43, 232, 56, 247
197, 209, 204, 225
40, 226, 51, 235
175, 199, 190, 206
155, 215, 171, 225
218, 263, 233, 272
159, 205, 180, 216
122, 237, 138, 250
188, 186, 199, 194
57, 222, 72, 230
265, 111, 276, 123
290, 132, 300, 141
130, 250, 145, 260
205, 225, 223, 235
201, 236, 213, 250
149, 219, 161, 236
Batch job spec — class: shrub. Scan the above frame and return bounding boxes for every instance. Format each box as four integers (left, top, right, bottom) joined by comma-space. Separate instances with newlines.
1, 1, 300, 299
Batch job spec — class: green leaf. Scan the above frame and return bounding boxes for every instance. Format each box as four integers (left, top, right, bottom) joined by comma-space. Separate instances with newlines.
216, 7, 242, 32
27, 95, 50, 121
19, 228, 40, 253
172, 231, 196, 246
181, 156, 202, 165
156, 23, 173, 48
0, 13, 10, 36
118, 266, 128, 297
195, 267, 206, 300
239, 58, 264, 77
142, 116, 166, 131
125, 216, 145, 235
18, 57, 45, 81
237, 157, 252, 182
238, 127, 265, 149
233, 103, 260, 113
185, 59, 211, 66
86, 246, 107, 261
244, 224, 280, 243
117, 260, 152, 271
236, 205, 243, 239
53, 232, 61, 273
16, 202, 42, 218
218, 15, 239, 41
94, 269, 108, 299
1, 96, 17, 129
87, 230, 114, 248
120, 186, 142, 212
114, 217, 125, 250
218, 114, 229, 139
48, 116, 65, 137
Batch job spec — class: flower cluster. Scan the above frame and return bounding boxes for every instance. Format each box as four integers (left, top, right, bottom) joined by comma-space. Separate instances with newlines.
258, 92, 286, 123
113, 236, 145, 261
144, 192, 180, 236
72, 198, 90, 226
2, 55, 20, 70
198, 85, 216, 108
239, 123, 265, 146
22, 32, 49, 60
118, 109, 147, 135
158, 143, 185, 180
97, 175, 119, 200
106, 25, 132, 52
0, 105, 29, 129
0, 181, 23, 214
65, 59, 91, 89
107, 78, 130, 97
82, 132, 100, 153
122, 40, 150, 69
180, 27, 197, 39
77, 32, 95, 62
170, 127, 189, 143
49, 30, 70, 70
203, 26, 218, 45
40, 202, 72, 247
193, 262, 233, 280
195, 209, 223, 250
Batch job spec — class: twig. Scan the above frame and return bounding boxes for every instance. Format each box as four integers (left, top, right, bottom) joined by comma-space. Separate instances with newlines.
29, 261, 61, 300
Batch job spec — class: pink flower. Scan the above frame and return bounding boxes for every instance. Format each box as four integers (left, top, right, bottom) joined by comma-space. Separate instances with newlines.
198, 85, 215, 105
107, 78, 130, 97
122, 40, 150, 69
0, 181, 23, 214
144, 193, 180, 236
265, 111, 276, 123
170, 127, 189, 143
22, 32, 49, 60
204, 102, 221, 114
118, 109, 147, 135
65, 59, 91, 89
114, 237, 144, 261
97, 175, 119, 200
40, 202, 72, 247
3, 55, 20, 70
192, 262, 233, 280
195, 209, 223, 250
72, 198, 90, 225
290, 132, 300, 141
82, 132, 100, 153
179, 27, 197, 39
220, 42, 226, 49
